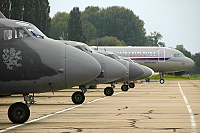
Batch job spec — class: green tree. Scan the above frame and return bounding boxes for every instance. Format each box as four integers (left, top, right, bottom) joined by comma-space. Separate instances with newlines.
147, 31, 165, 47
0, 0, 51, 36
23, 0, 35, 23
68, 7, 85, 42
10, 0, 23, 20
81, 6, 101, 26
82, 20, 97, 43
50, 12, 70, 39
33, 0, 51, 36
88, 36, 126, 46
176, 44, 191, 58
82, 6, 147, 46
0, 0, 11, 18
39, 0, 51, 36
189, 53, 200, 74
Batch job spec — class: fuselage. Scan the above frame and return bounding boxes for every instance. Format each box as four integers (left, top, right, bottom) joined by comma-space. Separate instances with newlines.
91, 46, 195, 73
96, 51, 145, 82
0, 18, 101, 95
60, 40, 127, 85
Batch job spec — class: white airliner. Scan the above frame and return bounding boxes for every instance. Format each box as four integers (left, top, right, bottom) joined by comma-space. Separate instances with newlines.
91, 46, 195, 84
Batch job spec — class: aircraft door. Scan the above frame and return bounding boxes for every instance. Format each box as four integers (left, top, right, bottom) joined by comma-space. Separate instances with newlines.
158, 49, 165, 62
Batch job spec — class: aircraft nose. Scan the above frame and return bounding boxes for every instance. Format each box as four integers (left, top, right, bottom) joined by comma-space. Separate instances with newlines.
135, 64, 154, 79
65, 46, 101, 87
105, 57, 127, 82
129, 63, 144, 80
185, 57, 195, 69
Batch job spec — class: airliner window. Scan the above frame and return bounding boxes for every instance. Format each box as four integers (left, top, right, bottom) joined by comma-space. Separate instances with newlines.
174, 53, 183, 57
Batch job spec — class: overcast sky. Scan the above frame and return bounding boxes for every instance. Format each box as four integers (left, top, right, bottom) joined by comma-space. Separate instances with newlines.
49, 0, 200, 54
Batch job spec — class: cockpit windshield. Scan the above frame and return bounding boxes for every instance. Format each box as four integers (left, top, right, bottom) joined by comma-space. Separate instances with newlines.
173, 53, 185, 57
107, 54, 120, 59
26, 26, 46, 38
82, 44, 93, 53
124, 58, 133, 63
75, 44, 93, 53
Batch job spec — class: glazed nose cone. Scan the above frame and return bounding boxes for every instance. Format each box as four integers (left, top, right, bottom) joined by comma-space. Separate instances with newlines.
129, 63, 144, 80
65, 45, 101, 87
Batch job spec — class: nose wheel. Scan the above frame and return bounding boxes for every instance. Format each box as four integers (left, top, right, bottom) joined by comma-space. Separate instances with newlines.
8, 102, 30, 124
159, 72, 165, 84
160, 79, 165, 84
72, 91, 85, 104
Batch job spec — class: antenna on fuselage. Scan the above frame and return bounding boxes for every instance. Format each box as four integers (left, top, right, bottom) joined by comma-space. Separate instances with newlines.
0, 11, 6, 19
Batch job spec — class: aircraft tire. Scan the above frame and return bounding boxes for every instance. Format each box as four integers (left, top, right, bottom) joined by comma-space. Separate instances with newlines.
160, 79, 165, 84
121, 85, 129, 92
104, 87, 114, 96
129, 83, 135, 88
72, 91, 85, 104
8, 102, 30, 124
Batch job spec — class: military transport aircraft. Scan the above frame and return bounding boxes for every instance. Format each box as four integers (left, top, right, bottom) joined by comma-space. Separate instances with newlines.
0, 13, 101, 124
97, 51, 154, 91
91, 46, 195, 84
120, 56, 154, 81
59, 40, 130, 101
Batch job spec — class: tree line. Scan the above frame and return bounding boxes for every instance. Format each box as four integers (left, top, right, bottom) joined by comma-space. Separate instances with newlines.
51, 6, 165, 47
0, 2, 199, 74
0, 0, 51, 36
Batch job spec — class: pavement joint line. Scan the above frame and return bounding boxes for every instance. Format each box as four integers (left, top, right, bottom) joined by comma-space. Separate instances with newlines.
178, 82, 197, 133
0, 83, 145, 132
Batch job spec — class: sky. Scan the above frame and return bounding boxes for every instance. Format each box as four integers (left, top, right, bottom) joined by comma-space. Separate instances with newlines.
49, 0, 200, 54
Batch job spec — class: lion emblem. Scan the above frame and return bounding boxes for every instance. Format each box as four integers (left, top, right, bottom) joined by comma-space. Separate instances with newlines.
2, 48, 22, 70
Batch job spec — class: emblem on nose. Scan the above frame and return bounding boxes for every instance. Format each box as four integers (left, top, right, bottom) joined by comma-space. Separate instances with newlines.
2, 48, 22, 70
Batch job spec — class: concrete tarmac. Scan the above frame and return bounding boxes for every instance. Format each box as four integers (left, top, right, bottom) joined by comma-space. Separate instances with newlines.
0, 80, 199, 133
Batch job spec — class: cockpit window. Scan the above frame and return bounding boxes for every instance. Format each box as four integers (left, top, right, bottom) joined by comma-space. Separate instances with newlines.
0, 28, 13, 40
173, 53, 185, 57
74, 46, 83, 51
4, 29, 12, 40
124, 58, 133, 63
82, 44, 93, 53
26, 26, 45, 38
107, 54, 120, 59
15, 28, 29, 38
0, 28, 30, 41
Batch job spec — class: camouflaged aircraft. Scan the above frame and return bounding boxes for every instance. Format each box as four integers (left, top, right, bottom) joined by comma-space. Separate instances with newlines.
0, 12, 101, 124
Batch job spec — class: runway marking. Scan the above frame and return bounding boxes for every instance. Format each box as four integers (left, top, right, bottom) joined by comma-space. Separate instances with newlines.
178, 82, 197, 133
0, 104, 83, 133
87, 97, 107, 104
0, 83, 145, 132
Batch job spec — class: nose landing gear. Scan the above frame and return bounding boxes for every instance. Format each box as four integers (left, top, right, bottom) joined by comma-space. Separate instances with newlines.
8, 94, 34, 124
159, 72, 165, 84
